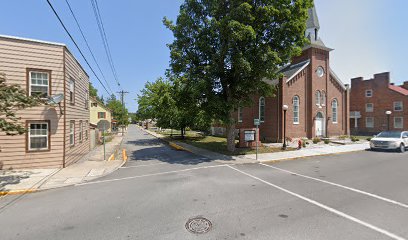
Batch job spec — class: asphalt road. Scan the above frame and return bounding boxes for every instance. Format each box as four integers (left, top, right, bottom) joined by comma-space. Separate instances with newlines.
1, 125, 408, 240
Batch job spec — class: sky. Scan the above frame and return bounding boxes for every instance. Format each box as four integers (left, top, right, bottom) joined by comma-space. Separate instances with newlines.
0, 0, 407, 112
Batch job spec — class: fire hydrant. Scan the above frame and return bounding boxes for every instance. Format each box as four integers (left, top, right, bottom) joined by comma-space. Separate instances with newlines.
297, 139, 302, 150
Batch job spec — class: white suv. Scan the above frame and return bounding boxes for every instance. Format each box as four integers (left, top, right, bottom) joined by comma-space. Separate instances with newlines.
370, 131, 408, 153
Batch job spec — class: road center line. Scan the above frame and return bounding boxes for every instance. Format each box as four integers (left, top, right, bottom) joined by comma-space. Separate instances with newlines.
259, 163, 408, 209
227, 165, 406, 240
76, 164, 228, 186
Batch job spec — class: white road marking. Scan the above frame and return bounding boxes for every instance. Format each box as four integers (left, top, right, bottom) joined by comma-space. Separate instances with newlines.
76, 164, 227, 186
227, 165, 406, 240
259, 163, 408, 209
120, 162, 168, 168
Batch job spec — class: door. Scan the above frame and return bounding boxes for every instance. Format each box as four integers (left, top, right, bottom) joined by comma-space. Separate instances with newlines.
315, 112, 325, 137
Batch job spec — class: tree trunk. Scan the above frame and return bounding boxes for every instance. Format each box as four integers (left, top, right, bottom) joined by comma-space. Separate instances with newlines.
226, 123, 236, 153
181, 127, 185, 139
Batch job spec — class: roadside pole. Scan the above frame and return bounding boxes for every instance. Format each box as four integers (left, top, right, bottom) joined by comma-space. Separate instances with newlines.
103, 127, 106, 161
254, 119, 260, 161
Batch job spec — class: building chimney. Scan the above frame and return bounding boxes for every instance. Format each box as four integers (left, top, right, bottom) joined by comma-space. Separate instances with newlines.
373, 72, 390, 86
401, 81, 408, 90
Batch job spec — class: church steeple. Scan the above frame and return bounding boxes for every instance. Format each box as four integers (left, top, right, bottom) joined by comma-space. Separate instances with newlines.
306, 6, 320, 41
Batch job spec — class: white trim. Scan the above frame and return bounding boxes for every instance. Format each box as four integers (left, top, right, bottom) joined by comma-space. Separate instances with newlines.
293, 96, 300, 124
28, 122, 49, 151
329, 68, 347, 90
332, 99, 338, 123
365, 89, 373, 98
365, 103, 374, 113
29, 71, 50, 97
0, 34, 65, 47
366, 117, 374, 128
394, 117, 403, 129
70, 121, 75, 146
237, 107, 243, 123
393, 101, 403, 112
285, 60, 310, 83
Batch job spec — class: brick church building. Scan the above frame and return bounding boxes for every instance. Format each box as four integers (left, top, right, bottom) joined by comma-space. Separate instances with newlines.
350, 72, 408, 135
234, 7, 350, 142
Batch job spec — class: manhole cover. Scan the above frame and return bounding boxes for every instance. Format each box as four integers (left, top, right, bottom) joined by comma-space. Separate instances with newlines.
185, 217, 212, 234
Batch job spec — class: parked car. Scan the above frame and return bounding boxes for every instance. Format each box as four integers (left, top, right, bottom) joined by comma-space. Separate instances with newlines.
370, 131, 408, 152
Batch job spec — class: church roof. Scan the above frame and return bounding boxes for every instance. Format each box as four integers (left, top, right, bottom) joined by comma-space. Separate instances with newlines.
306, 7, 320, 30
329, 68, 347, 90
279, 59, 310, 82
389, 85, 408, 96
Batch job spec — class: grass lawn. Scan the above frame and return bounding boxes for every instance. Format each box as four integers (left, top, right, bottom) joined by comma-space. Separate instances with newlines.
151, 128, 294, 155
182, 135, 293, 156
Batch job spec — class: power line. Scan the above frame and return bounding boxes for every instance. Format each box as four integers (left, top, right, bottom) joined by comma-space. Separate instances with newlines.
64, 0, 113, 94
90, 0, 121, 88
117, 90, 129, 136
45, 0, 112, 96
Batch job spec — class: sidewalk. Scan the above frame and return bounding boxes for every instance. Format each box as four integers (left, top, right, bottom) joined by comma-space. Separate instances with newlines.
0, 135, 126, 196
142, 127, 369, 164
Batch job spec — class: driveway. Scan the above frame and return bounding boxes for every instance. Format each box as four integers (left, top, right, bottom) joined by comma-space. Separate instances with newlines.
0, 125, 407, 240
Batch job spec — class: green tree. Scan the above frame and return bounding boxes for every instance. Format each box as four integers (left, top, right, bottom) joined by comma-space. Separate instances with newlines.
137, 75, 210, 138
106, 97, 129, 127
164, 0, 312, 152
89, 82, 104, 103
0, 74, 43, 135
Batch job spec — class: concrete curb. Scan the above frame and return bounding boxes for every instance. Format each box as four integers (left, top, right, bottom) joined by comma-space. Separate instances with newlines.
140, 127, 191, 152
260, 149, 368, 164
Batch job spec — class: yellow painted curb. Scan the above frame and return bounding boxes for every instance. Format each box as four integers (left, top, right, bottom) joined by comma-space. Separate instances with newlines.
122, 149, 128, 161
0, 189, 38, 196
108, 153, 115, 161
169, 142, 186, 151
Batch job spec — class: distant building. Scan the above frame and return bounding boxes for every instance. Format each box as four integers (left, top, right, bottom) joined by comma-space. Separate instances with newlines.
350, 72, 408, 135
0, 35, 90, 169
230, 6, 350, 142
89, 97, 112, 132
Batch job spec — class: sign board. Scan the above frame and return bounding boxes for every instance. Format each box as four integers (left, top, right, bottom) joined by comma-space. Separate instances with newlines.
97, 120, 110, 131
244, 130, 255, 142
254, 119, 260, 126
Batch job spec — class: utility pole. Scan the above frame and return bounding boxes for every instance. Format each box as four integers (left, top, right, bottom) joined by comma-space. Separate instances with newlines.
117, 90, 129, 136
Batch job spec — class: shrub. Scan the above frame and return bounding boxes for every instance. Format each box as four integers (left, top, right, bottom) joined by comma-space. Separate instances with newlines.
338, 135, 348, 140
302, 141, 306, 148
324, 139, 330, 144
312, 137, 321, 144
350, 136, 360, 142
366, 137, 372, 141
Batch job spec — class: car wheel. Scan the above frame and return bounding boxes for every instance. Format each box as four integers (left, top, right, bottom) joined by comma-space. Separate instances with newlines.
370, 147, 376, 151
399, 143, 405, 153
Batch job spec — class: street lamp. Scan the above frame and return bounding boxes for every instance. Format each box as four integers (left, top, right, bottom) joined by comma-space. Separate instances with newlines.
386, 111, 392, 131
282, 105, 289, 150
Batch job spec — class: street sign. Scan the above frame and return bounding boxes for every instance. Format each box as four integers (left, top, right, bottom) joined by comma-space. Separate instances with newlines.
254, 119, 260, 126
244, 130, 255, 142
97, 120, 110, 131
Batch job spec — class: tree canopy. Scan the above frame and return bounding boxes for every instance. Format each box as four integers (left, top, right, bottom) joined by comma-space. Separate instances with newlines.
0, 74, 43, 135
164, 0, 313, 151
106, 96, 129, 126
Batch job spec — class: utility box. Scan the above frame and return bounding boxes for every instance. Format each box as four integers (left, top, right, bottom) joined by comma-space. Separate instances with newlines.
239, 128, 260, 148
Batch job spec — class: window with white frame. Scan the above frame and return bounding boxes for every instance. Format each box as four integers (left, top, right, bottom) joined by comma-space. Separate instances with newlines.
70, 121, 75, 146
29, 71, 49, 98
238, 107, 243, 123
316, 91, 321, 106
366, 103, 374, 112
394, 101, 403, 111
79, 121, 83, 142
259, 97, 265, 122
321, 91, 326, 106
293, 96, 300, 124
332, 99, 338, 123
28, 122, 49, 151
394, 117, 403, 129
366, 117, 374, 128
365, 89, 373, 97
85, 121, 89, 140
69, 78, 75, 104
